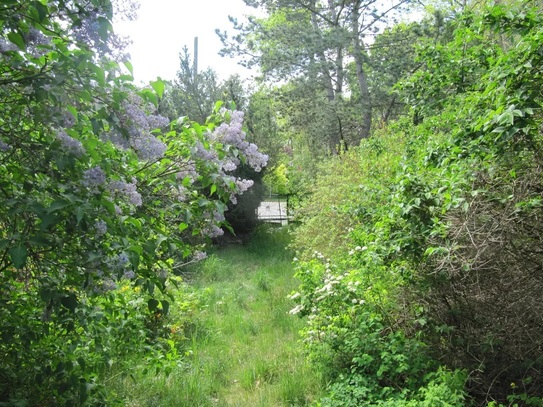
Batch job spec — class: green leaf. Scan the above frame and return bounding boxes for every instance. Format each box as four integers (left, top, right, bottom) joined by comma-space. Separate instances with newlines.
7, 32, 25, 50
97, 16, 112, 41
67, 105, 78, 123
150, 79, 165, 98
45, 210, 65, 227
75, 206, 85, 224
128, 248, 140, 270
77, 357, 86, 371
126, 218, 142, 230
148, 298, 159, 312
9, 246, 28, 269
92, 64, 106, 86
47, 199, 71, 213
123, 60, 134, 74
161, 300, 170, 316
178, 222, 188, 232
61, 293, 78, 312
30, 1, 49, 23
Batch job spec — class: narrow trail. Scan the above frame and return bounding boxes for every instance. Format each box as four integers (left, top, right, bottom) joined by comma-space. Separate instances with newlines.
120, 227, 323, 406
184, 230, 322, 406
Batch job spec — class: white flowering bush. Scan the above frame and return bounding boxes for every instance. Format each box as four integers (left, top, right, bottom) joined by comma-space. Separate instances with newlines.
0, 1, 267, 404
289, 250, 440, 405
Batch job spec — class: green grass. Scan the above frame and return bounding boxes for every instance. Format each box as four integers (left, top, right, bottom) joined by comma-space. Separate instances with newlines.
113, 225, 323, 406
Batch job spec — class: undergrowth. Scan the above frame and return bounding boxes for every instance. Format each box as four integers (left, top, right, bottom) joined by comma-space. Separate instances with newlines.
110, 225, 323, 406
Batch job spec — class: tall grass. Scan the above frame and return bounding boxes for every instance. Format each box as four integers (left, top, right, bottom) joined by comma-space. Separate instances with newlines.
113, 225, 323, 406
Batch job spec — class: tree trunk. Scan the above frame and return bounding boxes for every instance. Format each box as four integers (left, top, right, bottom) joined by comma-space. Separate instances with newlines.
310, 0, 341, 153
352, 2, 372, 141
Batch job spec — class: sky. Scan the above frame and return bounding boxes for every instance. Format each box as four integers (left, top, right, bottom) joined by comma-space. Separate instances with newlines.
114, 0, 259, 84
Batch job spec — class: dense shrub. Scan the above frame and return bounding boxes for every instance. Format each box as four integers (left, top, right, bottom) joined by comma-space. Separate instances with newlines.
0, 1, 267, 404
290, 4, 543, 406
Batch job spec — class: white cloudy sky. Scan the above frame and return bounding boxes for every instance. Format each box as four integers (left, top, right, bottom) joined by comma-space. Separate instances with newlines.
114, 0, 259, 84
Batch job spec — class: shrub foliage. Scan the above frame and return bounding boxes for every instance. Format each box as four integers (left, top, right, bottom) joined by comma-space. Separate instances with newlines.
290, 4, 543, 406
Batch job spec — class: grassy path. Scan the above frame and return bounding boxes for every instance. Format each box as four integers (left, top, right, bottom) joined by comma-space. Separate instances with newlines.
119, 227, 323, 406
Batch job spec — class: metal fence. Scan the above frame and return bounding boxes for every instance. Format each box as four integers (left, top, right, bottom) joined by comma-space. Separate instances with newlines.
256, 194, 291, 225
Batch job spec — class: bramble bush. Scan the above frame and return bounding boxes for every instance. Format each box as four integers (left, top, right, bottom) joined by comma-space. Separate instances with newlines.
0, 1, 267, 404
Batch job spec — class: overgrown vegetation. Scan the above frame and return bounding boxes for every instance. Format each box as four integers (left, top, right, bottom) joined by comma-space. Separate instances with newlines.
289, 3, 543, 406
111, 226, 323, 406
2, 0, 543, 405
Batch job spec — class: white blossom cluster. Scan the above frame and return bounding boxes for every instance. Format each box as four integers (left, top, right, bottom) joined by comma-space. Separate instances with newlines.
288, 254, 367, 327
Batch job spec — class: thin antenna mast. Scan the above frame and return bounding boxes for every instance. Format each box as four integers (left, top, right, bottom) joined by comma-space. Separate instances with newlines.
193, 36, 198, 77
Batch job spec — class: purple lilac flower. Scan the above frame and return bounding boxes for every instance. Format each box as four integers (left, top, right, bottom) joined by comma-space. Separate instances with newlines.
94, 220, 107, 236
221, 159, 238, 172
123, 270, 136, 280
146, 114, 170, 130
109, 94, 170, 160
213, 210, 225, 222
108, 179, 142, 206
244, 143, 269, 172
0, 140, 12, 152
132, 134, 167, 161
194, 141, 218, 162
176, 161, 198, 183
24, 28, 50, 46
193, 251, 207, 262
0, 38, 17, 53
236, 179, 254, 194
202, 224, 224, 238
62, 111, 76, 128
101, 278, 117, 292
117, 253, 129, 265
56, 130, 85, 157
210, 110, 269, 172
82, 166, 106, 189
73, 12, 103, 47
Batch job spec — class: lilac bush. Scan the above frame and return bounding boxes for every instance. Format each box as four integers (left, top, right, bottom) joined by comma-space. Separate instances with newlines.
0, 1, 268, 403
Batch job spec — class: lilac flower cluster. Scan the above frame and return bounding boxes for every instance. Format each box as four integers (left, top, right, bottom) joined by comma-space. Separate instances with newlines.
100, 278, 117, 292
94, 220, 107, 236
82, 166, 106, 190
0, 38, 17, 53
222, 159, 238, 172
194, 141, 218, 161
72, 11, 105, 51
202, 224, 224, 238
0, 140, 12, 152
192, 251, 208, 262
112, 94, 169, 161
108, 179, 143, 206
123, 270, 136, 280
24, 28, 49, 46
23, 27, 50, 58
61, 111, 76, 128
132, 133, 167, 161
236, 179, 254, 193
56, 130, 85, 157
244, 143, 268, 172
176, 160, 198, 182
210, 109, 269, 172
